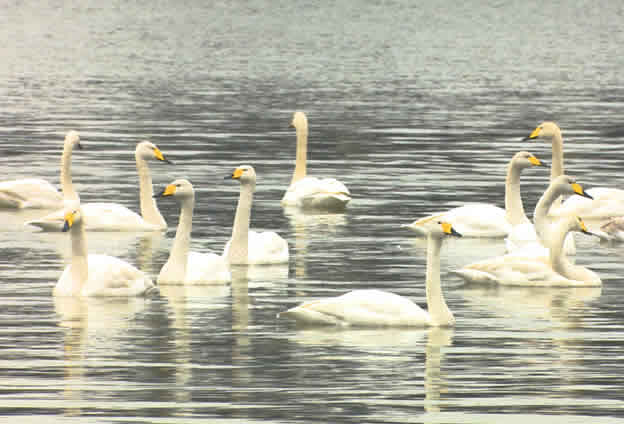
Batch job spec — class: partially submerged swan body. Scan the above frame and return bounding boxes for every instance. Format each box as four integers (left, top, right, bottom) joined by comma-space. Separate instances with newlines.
224, 165, 289, 265
455, 215, 601, 287
54, 202, 155, 297
156, 179, 231, 284
28, 141, 171, 232
278, 221, 461, 327
0, 131, 81, 210
281, 111, 351, 211
407, 151, 546, 237
524, 121, 624, 219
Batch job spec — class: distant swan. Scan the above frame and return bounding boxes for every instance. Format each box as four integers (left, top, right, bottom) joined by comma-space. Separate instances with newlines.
28, 141, 171, 232
155, 179, 231, 284
278, 220, 461, 326
0, 131, 81, 210
407, 151, 546, 237
54, 202, 156, 297
455, 215, 601, 287
524, 121, 624, 219
281, 111, 351, 211
224, 165, 289, 265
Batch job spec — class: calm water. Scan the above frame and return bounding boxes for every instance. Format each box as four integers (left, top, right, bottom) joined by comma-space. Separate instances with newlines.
1, 0, 624, 422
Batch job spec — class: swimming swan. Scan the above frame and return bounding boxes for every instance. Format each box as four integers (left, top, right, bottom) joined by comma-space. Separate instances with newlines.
54, 203, 156, 297
278, 220, 461, 326
524, 121, 624, 219
455, 215, 601, 287
28, 141, 171, 232
155, 179, 231, 284
224, 165, 289, 265
281, 111, 351, 211
407, 151, 546, 237
505, 175, 593, 254
0, 131, 81, 210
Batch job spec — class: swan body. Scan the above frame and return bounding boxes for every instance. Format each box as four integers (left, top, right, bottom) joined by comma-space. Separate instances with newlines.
156, 179, 231, 284
525, 121, 624, 219
281, 111, 351, 211
278, 221, 461, 327
407, 151, 545, 237
225, 165, 289, 265
28, 141, 170, 232
1, 131, 81, 210
455, 215, 601, 287
54, 203, 155, 297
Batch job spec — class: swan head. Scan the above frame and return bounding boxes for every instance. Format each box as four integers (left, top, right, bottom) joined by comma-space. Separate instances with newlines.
65, 130, 82, 150
512, 151, 548, 170
552, 175, 593, 200
62, 204, 83, 232
290, 111, 308, 132
523, 121, 561, 141
155, 178, 194, 200
421, 221, 462, 239
228, 165, 257, 186
136, 141, 172, 164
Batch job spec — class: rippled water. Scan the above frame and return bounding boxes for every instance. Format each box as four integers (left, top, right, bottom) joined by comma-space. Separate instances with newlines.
2, 0, 624, 422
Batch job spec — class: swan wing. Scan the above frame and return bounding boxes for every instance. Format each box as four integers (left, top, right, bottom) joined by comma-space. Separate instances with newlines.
184, 251, 232, 283
282, 177, 351, 210
0, 179, 62, 209
407, 204, 511, 237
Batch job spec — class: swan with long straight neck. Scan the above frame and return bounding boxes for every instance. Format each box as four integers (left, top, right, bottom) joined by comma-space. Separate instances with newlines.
524, 122, 624, 219
224, 165, 289, 265
156, 179, 230, 284
0, 131, 80, 210
27, 140, 171, 231
54, 203, 155, 297
278, 221, 460, 326
281, 111, 351, 211
408, 151, 546, 237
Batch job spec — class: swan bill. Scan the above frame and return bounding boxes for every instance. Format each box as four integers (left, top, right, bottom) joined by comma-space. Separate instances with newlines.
441, 221, 462, 237
229, 168, 244, 180
572, 182, 593, 199
62, 211, 75, 232
528, 155, 545, 167
155, 184, 176, 198
523, 125, 542, 141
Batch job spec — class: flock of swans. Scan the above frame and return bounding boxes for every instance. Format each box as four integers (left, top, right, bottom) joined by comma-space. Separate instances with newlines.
2, 115, 623, 328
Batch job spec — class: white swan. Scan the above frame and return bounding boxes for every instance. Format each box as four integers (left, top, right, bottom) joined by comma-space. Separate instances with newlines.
278, 220, 461, 326
407, 151, 546, 237
0, 131, 81, 210
505, 175, 593, 254
54, 202, 156, 297
455, 215, 601, 287
281, 111, 351, 211
155, 179, 231, 284
524, 121, 624, 219
28, 141, 171, 232
224, 165, 289, 265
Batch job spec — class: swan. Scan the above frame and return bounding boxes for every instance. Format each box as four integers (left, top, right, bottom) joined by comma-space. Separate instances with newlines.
28, 141, 171, 232
505, 175, 593, 254
54, 202, 156, 297
524, 121, 624, 219
224, 165, 289, 265
594, 217, 624, 242
278, 220, 461, 326
0, 131, 81, 210
281, 111, 351, 211
155, 179, 231, 284
407, 151, 546, 237
454, 215, 601, 287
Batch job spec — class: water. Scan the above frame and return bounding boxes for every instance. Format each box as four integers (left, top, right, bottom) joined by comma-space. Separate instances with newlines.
1, 0, 624, 422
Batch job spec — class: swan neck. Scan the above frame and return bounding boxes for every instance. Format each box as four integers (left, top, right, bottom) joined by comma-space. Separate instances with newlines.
137, 155, 166, 228
550, 130, 564, 181
60, 141, 78, 201
166, 196, 194, 278
548, 220, 581, 280
534, 184, 563, 242
425, 236, 454, 326
228, 181, 254, 264
291, 124, 308, 185
505, 161, 527, 225
70, 220, 88, 294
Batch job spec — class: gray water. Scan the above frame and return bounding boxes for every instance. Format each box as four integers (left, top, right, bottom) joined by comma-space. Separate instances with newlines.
1, 0, 624, 422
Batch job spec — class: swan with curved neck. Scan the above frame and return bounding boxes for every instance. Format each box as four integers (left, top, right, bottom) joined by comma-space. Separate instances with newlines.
408, 151, 546, 237
0, 131, 81, 210
224, 165, 289, 265
155, 179, 230, 283
278, 221, 461, 326
455, 215, 601, 287
282, 111, 351, 211
54, 202, 155, 297
524, 121, 624, 219
28, 141, 171, 231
